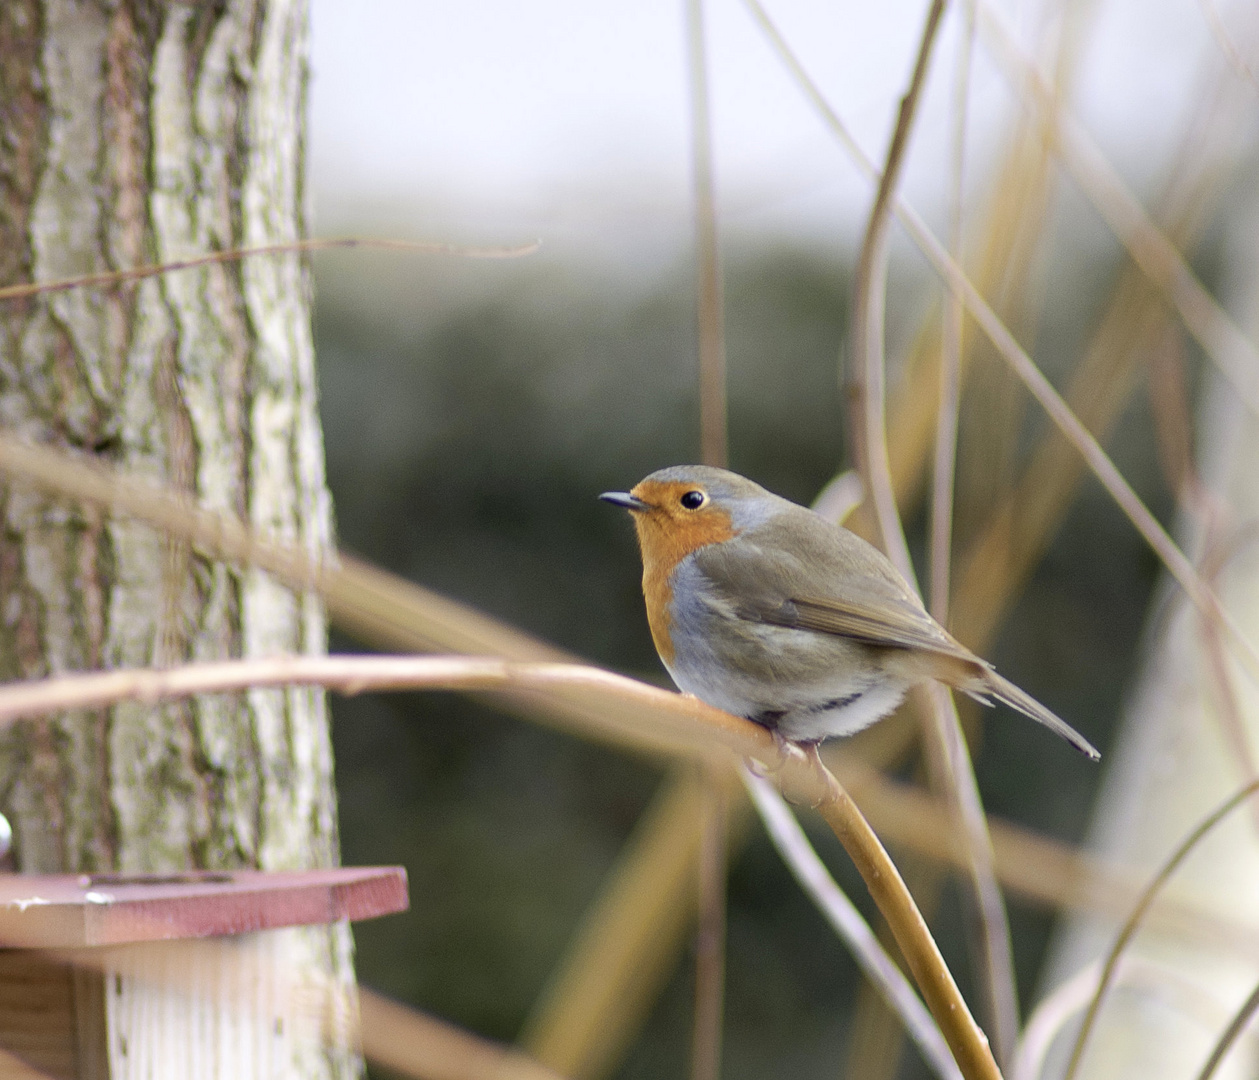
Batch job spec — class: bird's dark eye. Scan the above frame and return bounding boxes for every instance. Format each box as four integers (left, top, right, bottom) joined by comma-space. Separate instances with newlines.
680, 490, 707, 510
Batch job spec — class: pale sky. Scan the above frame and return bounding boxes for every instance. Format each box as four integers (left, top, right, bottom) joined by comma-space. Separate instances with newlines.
307, 0, 1243, 259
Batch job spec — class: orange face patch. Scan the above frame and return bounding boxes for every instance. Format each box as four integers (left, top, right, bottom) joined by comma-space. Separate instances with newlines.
628, 479, 736, 664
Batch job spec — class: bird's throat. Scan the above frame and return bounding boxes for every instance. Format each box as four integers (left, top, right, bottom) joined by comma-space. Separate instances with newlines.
631, 506, 735, 666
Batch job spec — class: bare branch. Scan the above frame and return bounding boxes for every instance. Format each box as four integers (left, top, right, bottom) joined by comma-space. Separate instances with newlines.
0, 652, 998, 1080
687, 0, 729, 470
743, 769, 963, 1080
1194, 978, 1259, 1080
740, 0, 1259, 680
846, 0, 1019, 1060
976, 1, 1259, 422
0, 237, 539, 302
1065, 779, 1259, 1080
359, 989, 567, 1080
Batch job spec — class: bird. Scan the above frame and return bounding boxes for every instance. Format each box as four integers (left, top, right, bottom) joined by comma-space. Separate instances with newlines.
601, 465, 1098, 760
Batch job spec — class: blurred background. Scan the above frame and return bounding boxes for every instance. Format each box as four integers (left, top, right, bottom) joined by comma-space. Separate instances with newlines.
305, 0, 1259, 1076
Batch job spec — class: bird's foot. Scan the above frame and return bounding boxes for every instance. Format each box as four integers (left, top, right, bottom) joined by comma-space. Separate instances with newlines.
746, 727, 806, 779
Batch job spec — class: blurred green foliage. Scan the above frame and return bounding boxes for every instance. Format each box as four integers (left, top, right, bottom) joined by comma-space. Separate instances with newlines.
316, 239, 1173, 1079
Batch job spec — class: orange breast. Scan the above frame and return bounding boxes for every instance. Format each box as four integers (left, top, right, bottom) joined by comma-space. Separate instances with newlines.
629, 480, 735, 665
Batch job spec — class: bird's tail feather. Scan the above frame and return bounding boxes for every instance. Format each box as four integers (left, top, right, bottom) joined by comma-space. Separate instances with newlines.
975, 671, 1100, 761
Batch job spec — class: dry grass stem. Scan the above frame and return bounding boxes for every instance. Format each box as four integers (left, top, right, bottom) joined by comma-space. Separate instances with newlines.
1013, 956, 1235, 1080
831, 753, 1259, 954
359, 989, 567, 1080
925, 685, 1019, 1066
520, 772, 747, 1079
809, 763, 1001, 1080
1194, 0, 1259, 92
687, 0, 729, 470
691, 766, 727, 1080
686, 3, 731, 1069
1064, 779, 1259, 1080
742, 0, 1257, 677
931, 0, 974, 623
850, 0, 945, 579
0, 237, 539, 303
848, 0, 1018, 1059
0, 651, 998, 1080
743, 769, 963, 1080
1194, 978, 1259, 1080
0, 434, 572, 663
976, 1, 1259, 420
0, 655, 731, 765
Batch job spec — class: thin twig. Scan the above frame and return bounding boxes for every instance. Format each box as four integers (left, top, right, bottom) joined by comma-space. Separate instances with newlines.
743, 769, 963, 1080
0, 237, 540, 302
691, 764, 727, 1080
809, 758, 1002, 1080
847, 1, 1019, 1063
686, 3, 730, 1069
1064, 779, 1259, 1080
1012, 955, 1236, 1080
850, 0, 946, 579
740, 0, 1259, 681
829, 750, 1259, 953
975, 1, 1259, 422
927, 685, 1019, 1069
930, 7, 1017, 1062
0, 655, 733, 764
520, 771, 744, 1078
0, 651, 999, 1080
1194, 0, 1259, 95
687, 0, 729, 470
1194, 977, 1259, 1080
359, 988, 567, 1080
932, 0, 974, 623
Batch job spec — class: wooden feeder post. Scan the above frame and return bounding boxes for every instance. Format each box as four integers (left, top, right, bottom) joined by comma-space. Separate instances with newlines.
0, 868, 408, 1079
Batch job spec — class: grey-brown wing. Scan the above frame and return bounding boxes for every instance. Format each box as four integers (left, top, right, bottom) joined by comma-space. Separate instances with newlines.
779, 593, 976, 662
692, 509, 978, 663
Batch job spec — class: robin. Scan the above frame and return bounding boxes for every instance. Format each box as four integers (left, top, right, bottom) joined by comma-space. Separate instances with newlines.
601, 465, 1098, 759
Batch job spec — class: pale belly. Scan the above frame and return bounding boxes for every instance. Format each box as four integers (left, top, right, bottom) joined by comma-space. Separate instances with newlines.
662, 569, 912, 743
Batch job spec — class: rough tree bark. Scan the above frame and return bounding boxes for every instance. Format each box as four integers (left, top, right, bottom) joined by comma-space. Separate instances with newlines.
0, 1, 357, 1077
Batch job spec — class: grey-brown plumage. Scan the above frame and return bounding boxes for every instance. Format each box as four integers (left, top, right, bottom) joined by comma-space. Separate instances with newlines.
603, 465, 1099, 760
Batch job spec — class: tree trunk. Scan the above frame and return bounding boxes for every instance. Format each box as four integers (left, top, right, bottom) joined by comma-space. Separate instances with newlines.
0, 1, 357, 1077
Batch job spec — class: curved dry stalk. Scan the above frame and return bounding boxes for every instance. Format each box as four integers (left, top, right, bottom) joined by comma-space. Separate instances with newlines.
1195, 0, 1259, 93
685, 3, 731, 1070
0, 653, 1000, 1080
0, 655, 729, 763
359, 989, 567, 1080
1064, 778, 1259, 1080
830, 751, 1259, 954
848, 0, 1019, 1061
931, 0, 974, 624
0, 434, 574, 664
743, 0, 1259, 680
687, 0, 729, 471
975, 1, 1259, 421
850, 0, 946, 578
521, 771, 747, 1079
1013, 960, 1102, 1080
0, 236, 539, 303
692, 764, 727, 1080
1194, 978, 1259, 1080
1013, 956, 1238, 1080
742, 769, 963, 1080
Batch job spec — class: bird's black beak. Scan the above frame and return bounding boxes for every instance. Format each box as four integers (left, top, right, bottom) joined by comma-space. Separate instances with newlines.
599, 490, 651, 511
